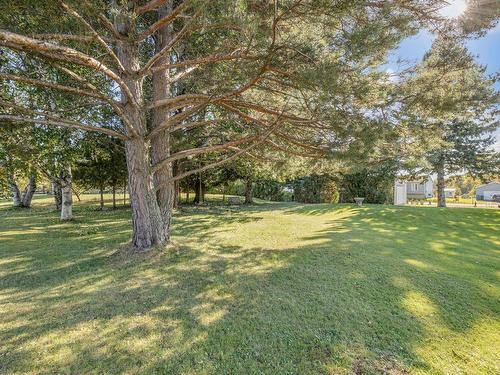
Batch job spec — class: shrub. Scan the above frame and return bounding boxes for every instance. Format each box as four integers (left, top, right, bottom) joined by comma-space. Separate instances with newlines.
253, 180, 285, 202
320, 181, 340, 203
293, 175, 339, 203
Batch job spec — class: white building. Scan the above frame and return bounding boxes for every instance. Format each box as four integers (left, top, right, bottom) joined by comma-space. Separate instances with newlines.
476, 182, 500, 201
406, 178, 434, 199
394, 177, 433, 205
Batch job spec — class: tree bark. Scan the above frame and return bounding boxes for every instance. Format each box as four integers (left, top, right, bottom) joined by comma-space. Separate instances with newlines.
53, 180, 62, 210
8, 174, 22, 207
244, 178, 253, 204
173, 181, 180, 209
173, 160, 179, 209
112, 183, 117, 209
116, 12, 171, 249
60, 166, 73, 220
20, 175, 36, 208
150, 2, 175, 231
99, 185, 104, 210
123, 180, 127, 206
125, 137, 167, 248
194, 175, 205, 204
437, 160, 446, 208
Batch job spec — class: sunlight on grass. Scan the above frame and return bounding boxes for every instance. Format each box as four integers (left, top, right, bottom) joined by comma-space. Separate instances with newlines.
404, 259, 432, 270
401, 291, 437, 318
0, 196, 499, 374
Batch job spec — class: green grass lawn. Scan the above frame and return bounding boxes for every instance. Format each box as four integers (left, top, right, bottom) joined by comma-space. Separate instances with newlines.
1, 195, 499, 374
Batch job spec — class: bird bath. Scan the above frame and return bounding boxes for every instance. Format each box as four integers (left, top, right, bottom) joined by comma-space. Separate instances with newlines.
354, 197, 365, 206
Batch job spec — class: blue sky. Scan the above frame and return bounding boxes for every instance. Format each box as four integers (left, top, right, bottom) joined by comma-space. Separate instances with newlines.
385, 0, 500, 150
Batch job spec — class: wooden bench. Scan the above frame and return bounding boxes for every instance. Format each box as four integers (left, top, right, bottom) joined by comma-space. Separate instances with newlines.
227, 196, 241, 204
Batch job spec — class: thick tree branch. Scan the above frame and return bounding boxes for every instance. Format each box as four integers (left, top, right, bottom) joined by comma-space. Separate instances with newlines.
0, 114, 127, 140
30, 34, 102, 43
49, 63, 138, 137
153, 134, 259, 171
167, 139, 267, 185
168, 65, 198, 84
0, 73, 117, 105
135, 0, 171, 14
139, 21, 193, 75
145, 102, 210, 140
149, 50, 258, 74
139, 22, 244, 75
137, 1, 187, 41
59, 1, 125, 72
150, 65, 268, 112
0, 30, 137, 106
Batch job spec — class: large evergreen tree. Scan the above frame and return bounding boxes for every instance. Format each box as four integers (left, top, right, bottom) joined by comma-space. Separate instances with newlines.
400, 36, 498, 207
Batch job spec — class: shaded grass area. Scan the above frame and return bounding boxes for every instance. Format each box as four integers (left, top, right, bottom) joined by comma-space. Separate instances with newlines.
0, 196, 499, 374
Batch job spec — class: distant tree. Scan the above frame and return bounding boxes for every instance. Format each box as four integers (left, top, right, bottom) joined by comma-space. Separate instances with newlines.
400, 36, 498, 207
445, 175, 483, 198
34, 127, 78, 220
0, 122, 38, 207
74, 133, 127, 210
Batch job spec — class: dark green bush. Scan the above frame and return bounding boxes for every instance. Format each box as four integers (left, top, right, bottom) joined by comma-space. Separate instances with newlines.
293, 175, 339, 203
337, 167, 396, 204
254, 180, 287, 202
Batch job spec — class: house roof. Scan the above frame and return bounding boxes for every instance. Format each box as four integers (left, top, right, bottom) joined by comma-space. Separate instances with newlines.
405, 177, 433, 183
476, 181, 500, 189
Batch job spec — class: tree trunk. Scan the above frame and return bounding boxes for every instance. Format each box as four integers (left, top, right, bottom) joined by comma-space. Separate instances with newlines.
8, 174, 22, 207
60, 166, 73, 221
173, 161, 179, 209
53, 180, 62, 210
114, 6, 172, 249
244, 178, 253, 204
150, 2, 175, 229
125, 137, 167, 249
437, 161, 446, 208
20, 174, 36, 208
173, 181, 179, 209
123, 180, 127, 206
112, 183, 117, 209
194, 175, 205, 204
99, 185, 104, 210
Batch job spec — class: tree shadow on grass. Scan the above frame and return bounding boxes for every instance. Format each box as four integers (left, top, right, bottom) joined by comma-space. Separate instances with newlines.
0, 202, 498, 374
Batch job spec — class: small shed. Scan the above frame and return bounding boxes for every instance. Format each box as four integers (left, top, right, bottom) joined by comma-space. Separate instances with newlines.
394, 181, 408, 205
476, 182, 500, 201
